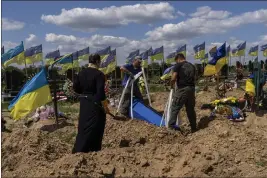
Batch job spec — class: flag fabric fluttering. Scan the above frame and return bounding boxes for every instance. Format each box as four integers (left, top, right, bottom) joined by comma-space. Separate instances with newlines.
166, 52, 176, 64
77, 47, 90, 61
201, 53, 208, 64
25, 44, 43, 65
231, 48, 239, 57
261, 44, 267, 57
2, 41, 25, 67
96, 46, 111, 62
151, 46, 164, 61
161, 65, 175, 80
194, 42, 205, 60
140, 50, 148, 68
204, 43, 227, 76
45, 50, 60, 65
176, 44, 186, 57
237, 41, 246, 56
8, 68, 52, 120
126, 49, 139, 64
209, 46, 217, 58
249, 45, 258, 56
53, 54, 73, 65
147, 47, 153, 56
99, 49, 116, 74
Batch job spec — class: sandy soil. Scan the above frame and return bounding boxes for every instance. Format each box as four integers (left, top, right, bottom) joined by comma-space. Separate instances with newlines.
2, 87, 267, 177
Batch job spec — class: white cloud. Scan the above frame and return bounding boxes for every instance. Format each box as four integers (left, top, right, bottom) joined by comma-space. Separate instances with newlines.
2, 41, 19, 51
41, 2, 176, 31
45, 33, 188, 64
26, 34, 37, 43
177, 10, 186, 17
2, 18, 25, 31
25, 34, 38, 48
190, 6, 231, 19
145, 8, 267, 41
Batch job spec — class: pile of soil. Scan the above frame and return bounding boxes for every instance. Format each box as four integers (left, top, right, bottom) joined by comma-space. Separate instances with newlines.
2, 88, 267, 177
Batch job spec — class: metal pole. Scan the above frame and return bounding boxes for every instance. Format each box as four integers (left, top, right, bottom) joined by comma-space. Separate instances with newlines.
142, 67, 152, 106
51, 64, 59, 126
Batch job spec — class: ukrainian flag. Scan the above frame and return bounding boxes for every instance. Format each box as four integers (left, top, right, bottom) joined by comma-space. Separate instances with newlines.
53, 53, 78, 72
126, 49, 139, 64
25, 44, 43, 65
8, 68, 52, 120
151, 46, 164, 61
176, 45, 186, 57
249, 45, 258, 56
78, 47, 90, 61
96, 46, 111, 62
236, 41, 246, 56
261, 44, 267, 57
99, 49, 116, 74
45, 50, 60, 65
161, 65, 174, 80
147, 47, 153, 56
1, 46, 4, 55
2, 41, 25, 67
166, 52, 176, 64
204, 43, 227, 76
201, 53, 209, 64
209, 46, 217, 58
140, 50, 148, 68
231, 48, 239, 57
194, 42, 205, 60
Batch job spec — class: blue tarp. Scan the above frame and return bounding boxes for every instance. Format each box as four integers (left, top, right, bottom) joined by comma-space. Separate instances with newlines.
130, 98, 164, 127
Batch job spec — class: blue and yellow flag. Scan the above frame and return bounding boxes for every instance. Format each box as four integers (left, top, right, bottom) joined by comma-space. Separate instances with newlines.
236, 41, 246, 56
140, 50, 148, 68
78, 47, 90, 61
2, 41, 25, 67
1, 46, 4, 55
161, 65, 175, 80
204, 43, 227, 76
8, 68, 52, 120
209, 46, 217, 58
201, 53, 209, 64
231, 48, 239, 57
97, 46, 111, 61
45, 50, 60, 65
176, 45, 186, 57
147, 47, 153, 56
194, 42, 205, 60
151, 46, 164, 61
126, 49, 139, 64
166, 52, 176, 64
249, 45, 258, 56
25, 44, 43, 65
99, 50, 116, 75
261, 44, 267, 57
53, 53, 76, 72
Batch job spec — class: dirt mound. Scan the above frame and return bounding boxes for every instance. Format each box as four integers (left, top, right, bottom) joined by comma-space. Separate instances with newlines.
2, 89, 267, 177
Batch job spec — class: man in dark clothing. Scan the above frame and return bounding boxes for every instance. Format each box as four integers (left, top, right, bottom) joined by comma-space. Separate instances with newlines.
119, 56, 143, 117
169, 53, 197, 133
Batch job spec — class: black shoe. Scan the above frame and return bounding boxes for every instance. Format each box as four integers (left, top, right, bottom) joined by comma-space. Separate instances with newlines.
169, 125, 183, 132
191, 128, 198, 133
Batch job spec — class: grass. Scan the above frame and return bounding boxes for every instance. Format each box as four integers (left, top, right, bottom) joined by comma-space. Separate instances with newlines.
58, 102, 79, 115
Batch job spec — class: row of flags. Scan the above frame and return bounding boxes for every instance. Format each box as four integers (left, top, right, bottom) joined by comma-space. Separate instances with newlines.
2, 41, 267, 75
161, 41, 267, 80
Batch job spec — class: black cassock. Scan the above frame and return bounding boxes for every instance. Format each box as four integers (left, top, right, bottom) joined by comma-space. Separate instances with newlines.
72, 67, 106, 153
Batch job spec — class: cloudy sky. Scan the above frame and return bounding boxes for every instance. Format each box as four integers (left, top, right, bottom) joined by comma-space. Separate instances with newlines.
2, 1, 267, 65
